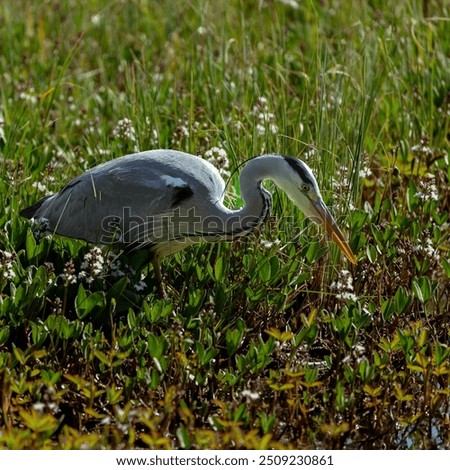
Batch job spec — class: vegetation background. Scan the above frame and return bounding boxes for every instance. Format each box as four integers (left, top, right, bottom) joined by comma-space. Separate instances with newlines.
0, 0, 449, 449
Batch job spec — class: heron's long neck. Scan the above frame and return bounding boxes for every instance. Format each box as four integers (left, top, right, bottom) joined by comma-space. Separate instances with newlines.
219, 155, 278, 238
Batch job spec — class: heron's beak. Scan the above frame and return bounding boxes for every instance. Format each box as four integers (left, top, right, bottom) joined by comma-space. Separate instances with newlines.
310, 199, 357, 265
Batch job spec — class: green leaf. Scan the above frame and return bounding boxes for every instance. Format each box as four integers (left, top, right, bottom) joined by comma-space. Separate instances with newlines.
94, 350, 112, 367
31, 321, 48, 347
107, 385, 123, 405
226, 326, 245, 356
370, 224, 384, 249
213, 283, 228, 313
145, 299, 173, 323
397, 330, 414, 354
366, 243, 378, 263
75, 286, 106, 319
412, 277, 433, 304
406, 181, 419, 211
40, 369, 61, 386
233, 402, 247, 422
335, 381, 347, 412
434, 343, 450, 366
195, 341, 218, 365
258, 411, 276, 434
13, 347, 27, 365
147, 334, 166, 359
214, 256, 226, 282
176, 426, 192, 449
127, 308, 138, 328
0, 326, 10, 346
108, 277, 128, 300
25, 229, 37, 261
440, 258, 450, 278
381, 298, 395, 321
350, 209, 369, 231
305, 240, 321, 264
269, 255, 280, 279
75, 283, 86, 307
258, 257, 271, 282
394, 286, 411, 314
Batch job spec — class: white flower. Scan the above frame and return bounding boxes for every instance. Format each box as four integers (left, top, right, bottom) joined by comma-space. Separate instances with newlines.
109, 256, 125, 278
331, 269, 357, 302
252, 96, 278, 135
61, 260, 77, 285
32, 402, 46, 412
256, 96, 268, 108
242, 389, 260, 400
91, 13, 102, 25
78, 247, 105, 283
0, 250, 15, 280
205, 146, 230, 177
359, 167, 372, 178
269, 123, 279, 135
19, 88, 38, 104
133, 280, 147, 292
260, 238, 281, 249
256, 123, 266, 136
32, 181, 50, 194
303, 148, 316, 159
277, 0, 299, 9
113, 118, 137, 143
414, 175, 438, 202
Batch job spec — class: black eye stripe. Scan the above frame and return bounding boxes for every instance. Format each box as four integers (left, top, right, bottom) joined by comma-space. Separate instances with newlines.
283, 157, 316, 188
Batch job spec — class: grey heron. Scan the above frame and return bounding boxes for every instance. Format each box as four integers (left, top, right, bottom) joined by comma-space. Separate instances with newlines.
20, 149, 356, 295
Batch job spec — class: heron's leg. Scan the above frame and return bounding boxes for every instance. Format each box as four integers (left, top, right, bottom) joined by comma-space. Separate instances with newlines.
151, 257, 167, 298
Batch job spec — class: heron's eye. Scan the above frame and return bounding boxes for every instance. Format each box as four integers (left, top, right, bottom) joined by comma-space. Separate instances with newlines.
301, 183, 310, 192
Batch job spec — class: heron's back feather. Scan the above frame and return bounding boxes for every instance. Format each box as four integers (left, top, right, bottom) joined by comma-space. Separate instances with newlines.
20, 150, 227, 250
20, 195, 52, 219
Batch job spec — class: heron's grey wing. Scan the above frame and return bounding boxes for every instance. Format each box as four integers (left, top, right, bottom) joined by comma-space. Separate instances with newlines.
33, 167, 193, 245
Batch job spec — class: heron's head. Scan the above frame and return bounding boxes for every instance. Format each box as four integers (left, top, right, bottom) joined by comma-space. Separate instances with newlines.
277, 156, 357, 265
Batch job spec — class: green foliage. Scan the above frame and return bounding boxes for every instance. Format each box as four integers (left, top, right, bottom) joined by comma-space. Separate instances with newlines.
0, 0, 449, 450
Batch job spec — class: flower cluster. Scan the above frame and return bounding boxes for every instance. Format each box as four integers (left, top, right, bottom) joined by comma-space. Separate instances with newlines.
260, 238, 281, 249
57, 248, 148, 293
0, 250, 16, 280
60, 260, 77, 285
413, 233, 440, 263
133, 279, 147, 292
32, 387, 60, 415
2, 158, 24, 188
113, 118, 138, 147
204, 146, 230, 178
171, 117, 211, 149
276, 0, 299, 8
145, 117, 159, 146
414, 174, 438, 202
241, 389, 260, 400
252, 96, 278, 136
19, 86, 38, 104
171, 119, 190, 147
330, 269, 357, 302
411, 135, 435, 160
108, 254, 126, 279
32, 181, 51, 195
78, 247, 106, 284
332, 165, 350, 195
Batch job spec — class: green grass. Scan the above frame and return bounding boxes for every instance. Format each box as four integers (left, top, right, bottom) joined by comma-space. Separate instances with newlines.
0, 0, 449, 450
